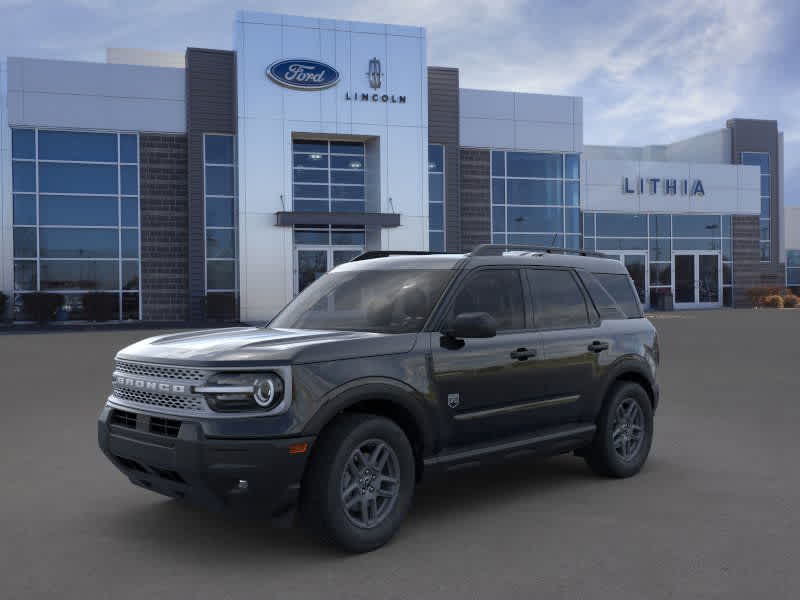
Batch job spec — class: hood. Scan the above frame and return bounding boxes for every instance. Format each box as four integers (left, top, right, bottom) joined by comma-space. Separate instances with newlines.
116, 326, 418, 366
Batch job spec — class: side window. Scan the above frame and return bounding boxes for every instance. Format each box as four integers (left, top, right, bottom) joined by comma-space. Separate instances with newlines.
449, 269, 525, 331
594, 273, 643, 318
527, 269, 590, 329
578, 271, 626, 320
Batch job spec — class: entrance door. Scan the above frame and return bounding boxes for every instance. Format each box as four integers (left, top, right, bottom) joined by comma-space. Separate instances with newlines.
672, 252, 721, 308
295, 246, 363, 294
605, 252, 648, 308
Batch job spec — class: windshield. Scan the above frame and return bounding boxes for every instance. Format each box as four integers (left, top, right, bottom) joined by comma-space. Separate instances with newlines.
271, 269, 453, 334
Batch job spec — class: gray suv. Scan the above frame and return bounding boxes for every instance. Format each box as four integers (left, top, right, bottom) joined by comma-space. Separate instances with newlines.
98, 245, 660, 553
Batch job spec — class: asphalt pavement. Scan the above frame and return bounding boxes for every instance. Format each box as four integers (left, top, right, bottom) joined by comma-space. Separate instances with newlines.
1, 309, 799, 599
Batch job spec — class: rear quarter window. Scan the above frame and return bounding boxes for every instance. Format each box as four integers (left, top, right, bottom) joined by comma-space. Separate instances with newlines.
593, 273, 644, 318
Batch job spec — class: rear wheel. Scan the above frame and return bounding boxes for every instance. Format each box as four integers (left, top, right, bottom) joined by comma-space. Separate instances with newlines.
301, 413, 415, 553
585, 382, 653, 478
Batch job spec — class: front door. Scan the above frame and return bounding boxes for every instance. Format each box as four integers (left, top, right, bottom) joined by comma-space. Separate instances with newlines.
605, 252, 648, 308
295, 246, 363, 294
672, 252, 721, 308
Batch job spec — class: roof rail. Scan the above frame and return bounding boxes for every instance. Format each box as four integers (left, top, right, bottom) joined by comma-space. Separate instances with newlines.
470, 244, 608, 259
350, 250, 443, 262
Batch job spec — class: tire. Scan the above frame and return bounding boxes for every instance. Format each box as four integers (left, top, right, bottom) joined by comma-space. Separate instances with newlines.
585, 382, 653, 478
301, 413, 415, 553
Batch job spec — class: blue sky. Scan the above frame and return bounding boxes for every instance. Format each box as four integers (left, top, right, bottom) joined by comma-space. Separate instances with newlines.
2, 0, 798, 204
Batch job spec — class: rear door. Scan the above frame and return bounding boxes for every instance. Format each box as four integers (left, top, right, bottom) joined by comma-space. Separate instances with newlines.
524, 268, 607, 424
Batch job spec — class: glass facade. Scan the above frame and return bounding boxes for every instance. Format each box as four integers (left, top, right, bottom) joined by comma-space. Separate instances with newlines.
428, 144, 445, 252
491, 150, 580, 249
292, 140, 365, 212
787, 250, 800, 289
742, 152, 770, 261
584, 213, 734, 307
11, 128, 140, 320
204, 134, 238, 299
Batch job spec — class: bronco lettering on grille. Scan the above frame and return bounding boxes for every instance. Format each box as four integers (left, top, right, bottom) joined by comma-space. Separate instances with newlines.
113, 375, 186, 394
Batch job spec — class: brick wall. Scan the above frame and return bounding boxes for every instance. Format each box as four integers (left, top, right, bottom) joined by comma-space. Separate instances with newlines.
139, 134, 189, 321
459, 149, 491, 251
732, 215, 786, 307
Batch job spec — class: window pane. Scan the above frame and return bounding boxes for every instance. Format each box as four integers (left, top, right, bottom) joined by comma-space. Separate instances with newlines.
741, 152, 769, 174
759, 219, 770, 241
491, 151, 505, 177
492, 233, 506, 244
294, 153, 329, 168
13, 194, 36, 225
721, 215, 732, 237
723, 263, 732, 285
596, 213, 647, 237
14, 261, 37, 291
205, 166, 235, 195
578, 271, 625, 320
122, 229, 139, 258
584, 236, 595, 251
207, 229, 236, 258
429, 202, 444, 230
12, 161, 35, 192
121, 165, 138, 195
565, 208, 580, 233
428, 144, 444, 172
428, 173, 444, 203
595, 273, 642, 318
39, 163, 118, 194
13, 227, 37, 258
451, 269, 525, 331
649, 238, 671, 261
583, 213, 595, 236
672, 214, 721, 237
294, 184, 329, 199
788, 268, 800, 285
122, 293, 140, 320
507, 206, 563, 232
121, 198, 139, 227
565, 154, 580, 179
331, 200, 365, 212
40, 195, 118, 226
509, 233, 564, 246
529, 269, 589, 329
330, 141, 364, 155
596, 238, 647, 251
40, 260, 119, 290
38, 131, 117, 162
207, 260, 236, 290
760, 175, 770, 196
120, 134, 138, 163
122, 261, 139, 290
205, 135, 234, 164
206, 197, 234, 227
429, 231, 444, 252
760, 242, 770, 261
294, 230, 329, 244
761, 197, 770, 219
787, 251, 800, 268
650, 263, 671, 286
565, 234, 581, 250
723, 287, 732, 307
293, 140, 328, 154
331, 170, 364, 185
673, 238, 721, 251
331, 155, 362, 169
12, 129, 35, 159
507, 179, 562, 205
331, 230, 366, 245
492, 179, 505, 205
507, 152, 562, 178
293, 168, 328, 183
565, 181, 579, 206
331, 185, 364, 200
40, 228, 118, 258
649, 214, 671, 237
295, 199, 329, 212
492, 206, 505, 233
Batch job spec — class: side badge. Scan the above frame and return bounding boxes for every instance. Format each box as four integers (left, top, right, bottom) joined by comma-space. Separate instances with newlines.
447, 393, 460, 409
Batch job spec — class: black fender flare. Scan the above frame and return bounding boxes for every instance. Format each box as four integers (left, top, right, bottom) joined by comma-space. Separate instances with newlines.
301, 377, 436, 455
596, 356, 657, 411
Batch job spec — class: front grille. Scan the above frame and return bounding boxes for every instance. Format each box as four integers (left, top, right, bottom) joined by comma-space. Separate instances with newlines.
112, 385, 206, 413
114, 360, 206, 382
150, 416, 181, 438
110, 409, 137, 429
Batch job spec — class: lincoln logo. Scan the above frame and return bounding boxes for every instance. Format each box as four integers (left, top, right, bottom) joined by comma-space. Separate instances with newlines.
367, 57, 382, 89
113, 375, 186, 394
266, 59, 341, 90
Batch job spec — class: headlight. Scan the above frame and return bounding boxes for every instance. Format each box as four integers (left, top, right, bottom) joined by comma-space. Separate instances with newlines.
195, 372, 285, 413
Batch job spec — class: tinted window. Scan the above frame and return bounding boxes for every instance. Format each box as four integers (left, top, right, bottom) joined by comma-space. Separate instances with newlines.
528, 269, 589, 329
594, 273, 643, 318
596, 213, 647, 237
673, 214, 720, 237
205, 135, 234, 164
40, 195, 118, 226
507, 180, 562, 205
38, 131, 117, 162
120, 134, 138, 163
39, 163, 118, 194
12, 129, 35, 159
578, 271, 625, 320
507, 152, 562, 178
449, 269, 524, 331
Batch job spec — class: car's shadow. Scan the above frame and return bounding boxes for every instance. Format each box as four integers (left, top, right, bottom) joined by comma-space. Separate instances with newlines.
103, 454, 640, 562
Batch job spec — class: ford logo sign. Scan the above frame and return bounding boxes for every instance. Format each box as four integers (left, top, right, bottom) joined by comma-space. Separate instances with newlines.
267, 59, 340, 90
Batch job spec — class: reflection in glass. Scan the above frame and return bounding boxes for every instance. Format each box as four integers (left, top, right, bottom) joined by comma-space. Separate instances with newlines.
13, 194, 36, 225
206, 229, 236, 258
207, 260, 236, 290
14, 261, 37, 291
38, 131, 117, 162
39, 228, 118, 258
205, 135, 234, 164
39, 163, 118, 194
13, 227, 37, 258
40, 260, 119, 290
40, 195, 118, 226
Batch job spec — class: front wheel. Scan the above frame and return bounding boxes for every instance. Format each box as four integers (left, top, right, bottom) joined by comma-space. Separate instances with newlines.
301, 413, 415, 553
585, 382, 653, 478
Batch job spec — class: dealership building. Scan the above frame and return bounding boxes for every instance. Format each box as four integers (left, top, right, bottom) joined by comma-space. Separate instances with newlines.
0, 11, 793, 323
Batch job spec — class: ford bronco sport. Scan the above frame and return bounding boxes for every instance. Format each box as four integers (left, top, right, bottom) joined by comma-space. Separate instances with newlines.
98, 244, 660, 553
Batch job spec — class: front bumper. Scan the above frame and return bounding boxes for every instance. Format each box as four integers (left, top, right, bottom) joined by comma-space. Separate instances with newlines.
98, 404, 314, 518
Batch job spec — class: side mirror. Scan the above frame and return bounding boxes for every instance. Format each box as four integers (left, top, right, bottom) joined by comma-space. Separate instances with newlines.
444, 312, 497, 339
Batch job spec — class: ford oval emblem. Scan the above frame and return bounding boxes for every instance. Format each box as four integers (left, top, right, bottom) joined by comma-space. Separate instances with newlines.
267, 59, 340, 90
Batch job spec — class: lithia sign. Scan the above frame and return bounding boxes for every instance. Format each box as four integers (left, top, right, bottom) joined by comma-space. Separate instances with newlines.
267, 57, 407, 103
623, 177, 705, 196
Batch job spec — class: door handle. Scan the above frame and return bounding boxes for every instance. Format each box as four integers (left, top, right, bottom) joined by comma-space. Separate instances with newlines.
588, 340, 609, 353
510, 348, 537, 361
